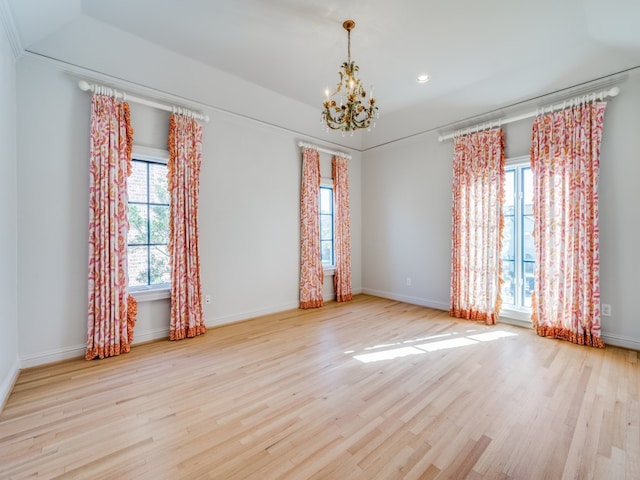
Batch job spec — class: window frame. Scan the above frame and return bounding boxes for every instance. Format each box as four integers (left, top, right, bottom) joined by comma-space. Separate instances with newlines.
128, 146, 171, 302
500, 155, 534, 323
319, 179, 335, 274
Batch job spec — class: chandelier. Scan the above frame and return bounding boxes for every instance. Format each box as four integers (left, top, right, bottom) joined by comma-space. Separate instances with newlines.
322, 20, 378, 133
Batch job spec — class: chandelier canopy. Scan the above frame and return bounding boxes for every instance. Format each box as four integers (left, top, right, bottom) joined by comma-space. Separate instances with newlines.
322, 20, 378, 133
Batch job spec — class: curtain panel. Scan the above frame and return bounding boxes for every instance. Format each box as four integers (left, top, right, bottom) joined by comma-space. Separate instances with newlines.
450, 129, 505, 325
299, 147, 324, 308
332, 155, 353, 302
530, 102, 606, 348
168, 114, 206, 340
86, 94, 137, 360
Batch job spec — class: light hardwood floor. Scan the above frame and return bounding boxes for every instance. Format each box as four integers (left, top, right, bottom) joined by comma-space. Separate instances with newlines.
1, 295, 638, 479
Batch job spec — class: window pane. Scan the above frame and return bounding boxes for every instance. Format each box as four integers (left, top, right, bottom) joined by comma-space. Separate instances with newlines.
321, 240, 333, 266
129, 161, 148, 203
128, 204, 148, 245
523, 261, 535, 307
128, 246, 148, 287
320, 187, 333, 214
150, 205, 169, 244
150, 245, 171, 285
128, 159, 170, 288
502, 215, 515, 261
501, 260, 515, 306
523, 167, 533, 215
504, 164, 535, 312
149, 163, 169, 204
503, 170, 515, 216
523, 215, 535, 262
320, 214, 333, 241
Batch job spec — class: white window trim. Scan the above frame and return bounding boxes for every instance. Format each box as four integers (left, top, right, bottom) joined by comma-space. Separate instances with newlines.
505, 154, 529, 167
320, 178, 335, 274
133, 145, 170, 164
130, 285, 171, 302
500, 308, 532, 325
128, 145, 171, 301
501, 155, 534, 317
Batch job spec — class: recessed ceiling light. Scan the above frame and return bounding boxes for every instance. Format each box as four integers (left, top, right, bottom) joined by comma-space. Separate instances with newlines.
417, 74, 430, 84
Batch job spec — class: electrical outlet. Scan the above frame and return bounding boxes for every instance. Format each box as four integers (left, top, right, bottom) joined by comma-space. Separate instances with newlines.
601, 304, 611, 316
205, 295, 211, 305
406, 277, 412, 286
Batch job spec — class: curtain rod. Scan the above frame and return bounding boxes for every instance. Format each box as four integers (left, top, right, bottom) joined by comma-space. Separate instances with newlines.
438, 86, 620, 142
78, 80, 210, 122
297, 141, 352, 160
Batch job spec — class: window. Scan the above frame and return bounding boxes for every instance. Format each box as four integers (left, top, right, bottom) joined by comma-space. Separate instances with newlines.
501, 160, 535, 311
127, 156, 170, 290
319, 184, 334, 268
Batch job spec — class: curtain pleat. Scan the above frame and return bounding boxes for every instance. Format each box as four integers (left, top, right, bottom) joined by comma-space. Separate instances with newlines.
530, 102, 606, 348
168, 114, 205, 340
450, 129, 505, 325
299, 148, 324, 308
86, 95, 136, 360
332, 155, 352, 302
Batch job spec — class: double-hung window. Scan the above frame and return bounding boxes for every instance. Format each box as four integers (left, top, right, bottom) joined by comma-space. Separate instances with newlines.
127, 148, 171, 295
501, 158, 535, 314
319, 183, 334, 269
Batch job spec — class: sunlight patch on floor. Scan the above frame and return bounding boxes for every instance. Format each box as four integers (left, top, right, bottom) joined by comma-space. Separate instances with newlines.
352, 330, 518, 363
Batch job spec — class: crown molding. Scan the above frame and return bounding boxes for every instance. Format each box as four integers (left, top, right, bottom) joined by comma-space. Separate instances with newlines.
0, 0, 24, 60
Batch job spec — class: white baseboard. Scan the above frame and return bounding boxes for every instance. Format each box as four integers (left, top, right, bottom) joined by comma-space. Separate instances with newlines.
0, 356, 20, 413
601, 333, 640, 351
206, 290, 364, 329
132, 327, 170, 344
20, 327, 173, 368
207, 301, 300, 328
20, 344, 86, 368
361, 288, 449, 311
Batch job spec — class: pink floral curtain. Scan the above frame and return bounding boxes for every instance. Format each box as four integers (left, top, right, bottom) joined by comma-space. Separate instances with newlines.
530, 102, 606, 348
450, 129, 505, 325
332, 155, 352, 302
168, 114, 205, 340
300, 147, 324, 308
86, 94, 137, 360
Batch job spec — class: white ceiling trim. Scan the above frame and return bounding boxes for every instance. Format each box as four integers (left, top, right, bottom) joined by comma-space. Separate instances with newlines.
362, 66, 638, 152
22, 51, 362, 152
0, 0, 23, 59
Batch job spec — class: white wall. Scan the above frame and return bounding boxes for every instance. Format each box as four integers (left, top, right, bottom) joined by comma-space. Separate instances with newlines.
361, 131, 452, 310
597, 73, 640, 348
0, 19, 19, 409
361, 72, 640, 350
16, 54, 362, 366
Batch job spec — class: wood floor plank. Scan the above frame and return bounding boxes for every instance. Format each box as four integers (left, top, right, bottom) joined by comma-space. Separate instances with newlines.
1, 295, 638, 479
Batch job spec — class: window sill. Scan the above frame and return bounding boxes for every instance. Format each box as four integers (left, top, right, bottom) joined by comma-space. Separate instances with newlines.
499, 308, 532, 328
129, 287, 170, 302
324, 267, 335, 276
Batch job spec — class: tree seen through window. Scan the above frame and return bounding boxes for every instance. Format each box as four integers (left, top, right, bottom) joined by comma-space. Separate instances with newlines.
127, 159, 170, 287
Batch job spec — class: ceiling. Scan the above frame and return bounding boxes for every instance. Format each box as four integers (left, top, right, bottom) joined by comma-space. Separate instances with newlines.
6, 0, 640, 147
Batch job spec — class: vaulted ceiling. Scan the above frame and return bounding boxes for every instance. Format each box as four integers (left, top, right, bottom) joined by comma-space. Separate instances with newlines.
7, 0, 640, 148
